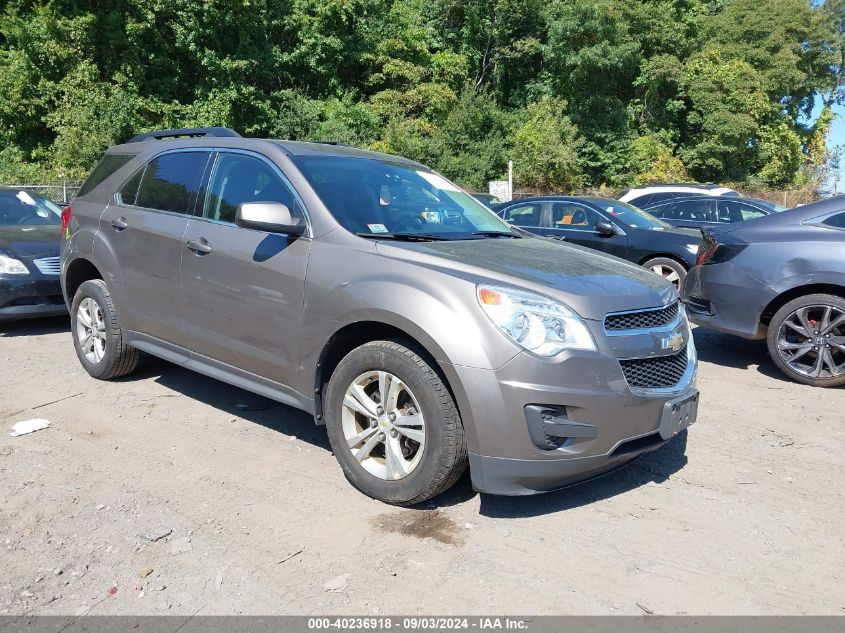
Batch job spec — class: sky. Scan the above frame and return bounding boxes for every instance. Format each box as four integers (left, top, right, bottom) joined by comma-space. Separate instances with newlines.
826, 103, 844, 196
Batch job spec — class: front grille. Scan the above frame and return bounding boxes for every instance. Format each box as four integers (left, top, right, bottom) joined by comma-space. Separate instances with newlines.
33, 256, 60, 275
620, 348, 688, 389
605, 301, 679, 331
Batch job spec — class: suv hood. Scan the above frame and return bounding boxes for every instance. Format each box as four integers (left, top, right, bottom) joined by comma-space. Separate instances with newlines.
376, 236, 676, 320
0, 225, 61, 259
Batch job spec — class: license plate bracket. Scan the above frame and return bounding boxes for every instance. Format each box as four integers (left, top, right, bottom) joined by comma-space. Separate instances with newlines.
659, 390, 699, 440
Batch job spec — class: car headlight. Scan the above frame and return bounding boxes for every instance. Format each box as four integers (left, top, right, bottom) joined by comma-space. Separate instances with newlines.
477, 285, 596, 356
0, 254, 30, 275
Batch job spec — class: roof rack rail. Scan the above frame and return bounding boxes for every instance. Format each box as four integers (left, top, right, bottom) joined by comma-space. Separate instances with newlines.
127, 127, 241, 143
312, 140, 351, 147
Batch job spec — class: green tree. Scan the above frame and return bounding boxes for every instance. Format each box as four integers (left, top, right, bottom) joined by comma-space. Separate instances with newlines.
511, 97, 582, 191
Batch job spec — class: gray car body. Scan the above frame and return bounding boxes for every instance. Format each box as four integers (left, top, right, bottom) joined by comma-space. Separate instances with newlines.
683, 196, 845, 339
62, 136, 698, 495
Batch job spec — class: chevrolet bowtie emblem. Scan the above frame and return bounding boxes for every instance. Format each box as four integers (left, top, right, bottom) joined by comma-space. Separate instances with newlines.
662, 333, 684, 352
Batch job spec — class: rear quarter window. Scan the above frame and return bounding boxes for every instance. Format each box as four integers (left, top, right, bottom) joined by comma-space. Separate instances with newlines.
77, 154, 136, 197
823, 212, 845, 229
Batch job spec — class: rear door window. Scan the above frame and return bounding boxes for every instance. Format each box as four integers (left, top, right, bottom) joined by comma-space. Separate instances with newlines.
665, 199, 710, 222
823, 212, 845, 229
134, 152, 209, 214
718, 201, 767, 222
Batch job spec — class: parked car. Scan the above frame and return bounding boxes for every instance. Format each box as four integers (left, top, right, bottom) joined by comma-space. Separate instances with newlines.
644, 195, 787, 229
0, 186, 67, 323
619, 184, 739, 209
472, 192, 502, 207
62, 127, 698, 504
493, 196, 701, 288
683, 196, 845, 387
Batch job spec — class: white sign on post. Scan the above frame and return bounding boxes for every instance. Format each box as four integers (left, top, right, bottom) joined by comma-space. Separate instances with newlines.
489, 180, 511, 202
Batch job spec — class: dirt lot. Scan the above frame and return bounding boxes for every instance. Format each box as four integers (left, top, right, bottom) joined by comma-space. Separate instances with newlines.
1, 317, 843, 616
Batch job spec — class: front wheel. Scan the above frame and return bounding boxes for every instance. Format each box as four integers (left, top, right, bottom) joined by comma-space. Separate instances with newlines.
324, 340, 467, 505
767, 294, 845, 387
642, 257, 687, 289
71, 279, 139, 380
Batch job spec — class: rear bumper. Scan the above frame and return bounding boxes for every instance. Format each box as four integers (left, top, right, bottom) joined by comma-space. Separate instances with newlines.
682, 262, 773, 339
0, 277, 66, 322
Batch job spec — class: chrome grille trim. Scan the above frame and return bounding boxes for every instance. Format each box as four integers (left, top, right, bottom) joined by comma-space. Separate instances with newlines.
33, 256, 61, 275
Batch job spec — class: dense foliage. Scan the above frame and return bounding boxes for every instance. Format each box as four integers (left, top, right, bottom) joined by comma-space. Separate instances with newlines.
0, 0, 842, 191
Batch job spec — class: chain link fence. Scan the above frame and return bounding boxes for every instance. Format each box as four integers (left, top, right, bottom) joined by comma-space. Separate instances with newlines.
4, 183, 82, 205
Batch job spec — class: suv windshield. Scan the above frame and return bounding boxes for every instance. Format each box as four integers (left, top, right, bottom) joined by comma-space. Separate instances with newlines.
0, 189, 62, 226
291, 155, 516, 239
595, 198, 671, 230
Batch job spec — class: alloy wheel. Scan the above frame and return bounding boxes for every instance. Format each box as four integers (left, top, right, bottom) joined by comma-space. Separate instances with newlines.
651, 263, 680, 285
76, 297, 107, 364
341, 370, 426, 481
776, 304, 845, 380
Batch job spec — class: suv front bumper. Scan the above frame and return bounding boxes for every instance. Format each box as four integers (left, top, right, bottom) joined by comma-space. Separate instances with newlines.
449, 342, 698, 496
0, 277, 66, 323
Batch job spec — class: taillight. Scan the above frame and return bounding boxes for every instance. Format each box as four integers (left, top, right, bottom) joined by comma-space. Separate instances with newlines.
60, 205, 72, 236
696, 230, 747, 266
696, 233, 718, 266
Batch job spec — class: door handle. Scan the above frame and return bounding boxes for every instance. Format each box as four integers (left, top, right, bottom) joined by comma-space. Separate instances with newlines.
186, 237, 212, 255
110, 217, 128, 231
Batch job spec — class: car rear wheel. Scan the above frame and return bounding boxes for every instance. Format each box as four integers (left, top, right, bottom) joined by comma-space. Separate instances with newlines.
71, 279, 139, 380
642, 257, 687, 289
324, 339, 467, 505
767, 294, 845, 387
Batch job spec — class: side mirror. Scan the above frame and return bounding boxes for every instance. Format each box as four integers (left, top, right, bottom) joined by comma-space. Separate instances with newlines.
595, 219, 617, 236
236, 202, 305, 235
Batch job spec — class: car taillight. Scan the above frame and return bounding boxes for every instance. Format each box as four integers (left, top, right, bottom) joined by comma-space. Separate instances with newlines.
696, 230, 747, 266
696, 233, 718, 266
60, 205, 72, 236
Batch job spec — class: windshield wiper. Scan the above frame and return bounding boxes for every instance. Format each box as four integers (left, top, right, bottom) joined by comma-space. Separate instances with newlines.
355, 232, 448, 242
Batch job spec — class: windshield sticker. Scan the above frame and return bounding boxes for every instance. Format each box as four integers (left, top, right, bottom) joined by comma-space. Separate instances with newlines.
367, 223, 389, 233
416, 171, 461, 192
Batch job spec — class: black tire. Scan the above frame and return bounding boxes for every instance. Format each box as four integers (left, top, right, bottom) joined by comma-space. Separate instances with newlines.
70, 279, 139, 380
766, 293, 845, 388
324, 339, 467, 505
642, 256, 687, 289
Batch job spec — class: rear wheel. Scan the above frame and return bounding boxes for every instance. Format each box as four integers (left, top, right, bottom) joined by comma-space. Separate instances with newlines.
642, 257, 687, 289
767, 294, 845, 387
71, 279, 139, 380
324, 340, 467, 505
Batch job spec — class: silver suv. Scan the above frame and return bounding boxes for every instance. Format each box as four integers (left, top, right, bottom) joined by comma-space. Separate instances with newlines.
60, 127, 699, 504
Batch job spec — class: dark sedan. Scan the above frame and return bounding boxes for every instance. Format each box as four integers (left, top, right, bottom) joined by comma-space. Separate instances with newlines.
494, 196, 701, 287
644, 195, 786, 229
0, 187, 67, 322
683, 195, 845, 387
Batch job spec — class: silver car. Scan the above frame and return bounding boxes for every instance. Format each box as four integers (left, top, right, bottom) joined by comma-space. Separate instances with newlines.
60, 127, 699, 504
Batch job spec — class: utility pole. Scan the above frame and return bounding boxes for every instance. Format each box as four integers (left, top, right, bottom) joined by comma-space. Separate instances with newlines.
508, 160, 513, 202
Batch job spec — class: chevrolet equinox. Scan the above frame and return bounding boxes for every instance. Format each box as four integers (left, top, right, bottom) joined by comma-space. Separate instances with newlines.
60, 127, 699, 504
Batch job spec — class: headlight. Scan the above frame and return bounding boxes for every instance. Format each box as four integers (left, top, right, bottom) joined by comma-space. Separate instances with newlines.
477, 285, 596, 356
685, 244, 699, 255
0, 254, 29, 275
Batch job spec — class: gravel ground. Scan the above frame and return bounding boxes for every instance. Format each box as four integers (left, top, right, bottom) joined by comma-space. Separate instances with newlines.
1, 317, 843, 616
